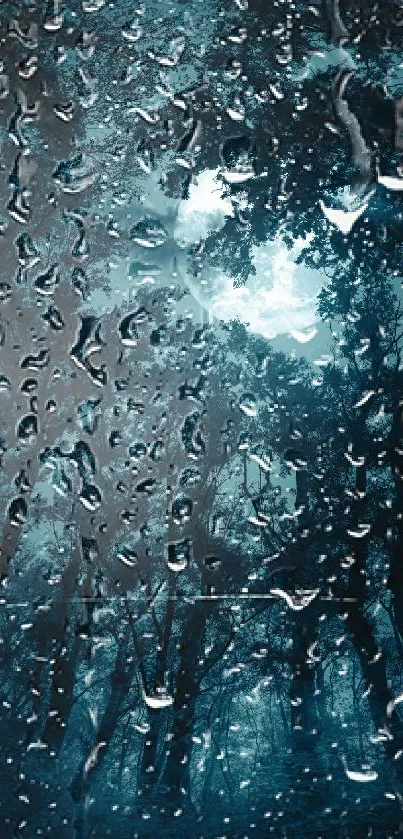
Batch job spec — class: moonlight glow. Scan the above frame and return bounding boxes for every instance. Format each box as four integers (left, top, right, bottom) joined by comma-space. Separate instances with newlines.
174, 169, 326, 341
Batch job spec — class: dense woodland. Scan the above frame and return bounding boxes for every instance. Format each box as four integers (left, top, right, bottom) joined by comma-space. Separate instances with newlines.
0, 1, 403, 837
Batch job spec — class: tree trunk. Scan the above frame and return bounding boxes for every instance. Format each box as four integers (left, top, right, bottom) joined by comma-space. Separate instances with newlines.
346, 443, 403, 780
136, 585, 175, 813
41, 633, 82, 754
70, 631, 136, 835
136, 710, 163, 816
40, 540, 86, 754
388, 398, 403, 640
345, 559, 403, 765
285, 439, 325, 823
289, 613, 321, 754
289, 443, 322, 755
157, 602, 207, 813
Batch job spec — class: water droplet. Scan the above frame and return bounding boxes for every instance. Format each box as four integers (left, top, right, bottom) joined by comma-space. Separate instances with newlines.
8, 496, 27, 527
17, 414, 38, 443
130, 218, 168, 248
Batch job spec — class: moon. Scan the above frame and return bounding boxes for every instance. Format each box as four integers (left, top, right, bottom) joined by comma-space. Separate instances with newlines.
173, 169, 326, 342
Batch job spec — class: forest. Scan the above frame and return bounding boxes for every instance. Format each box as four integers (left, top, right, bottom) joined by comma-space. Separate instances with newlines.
0, 0, 403, 837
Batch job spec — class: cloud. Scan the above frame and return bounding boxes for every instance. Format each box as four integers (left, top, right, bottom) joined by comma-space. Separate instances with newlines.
186, 231, 324, 341
174, 168, 234, 247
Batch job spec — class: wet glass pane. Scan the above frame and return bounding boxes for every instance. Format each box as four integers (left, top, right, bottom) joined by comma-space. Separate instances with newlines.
0, 1, 403, 837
